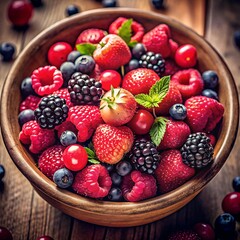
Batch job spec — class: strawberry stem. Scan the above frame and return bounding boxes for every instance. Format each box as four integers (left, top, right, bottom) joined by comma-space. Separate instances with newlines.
121, 65, 125, 77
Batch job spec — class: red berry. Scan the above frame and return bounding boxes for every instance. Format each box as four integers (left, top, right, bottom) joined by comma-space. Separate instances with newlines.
162, 58, 181, 77
167, 230, 201, 240
127, 109, 154, 135
47, 42, 73, 68
75, 28, 106, 45
19, 95, 40, 112
193, 223, 216, 240
63, 144, 88, 171
72, 164, 112, 198
99, 70, 122, 91
222, 192, 240, 216
36, 236, 54, 240
8, 0, 33, 27
38, 145, 65, 180
0, 226, 13, 240
175, 44, 197, 68
31, 66, 63, 96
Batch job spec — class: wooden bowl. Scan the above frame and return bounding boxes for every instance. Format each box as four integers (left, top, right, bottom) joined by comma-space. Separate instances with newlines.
1, 8, 239, 227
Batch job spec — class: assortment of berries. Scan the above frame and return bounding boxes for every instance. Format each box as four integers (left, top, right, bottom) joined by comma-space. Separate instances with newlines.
18, 17, 225, 206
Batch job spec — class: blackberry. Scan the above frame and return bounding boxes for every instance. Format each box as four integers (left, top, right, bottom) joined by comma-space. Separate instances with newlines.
129, 139, 160, 175
34, 95, 69, 129
68, 72, 102, 105
181, 132, 214, 169
139, 51, 165, 76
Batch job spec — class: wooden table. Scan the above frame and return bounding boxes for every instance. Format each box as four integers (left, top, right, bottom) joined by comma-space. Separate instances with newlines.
0, 0, 240, 239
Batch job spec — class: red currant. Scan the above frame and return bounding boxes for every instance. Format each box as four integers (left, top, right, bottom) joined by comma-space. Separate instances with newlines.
36, 236, 54, 240
0, 226, 13, 240
222, 191, 240, 215
193, 223, 216, 240
63, 144, 88, 171
127, 109, 154, 135
47, 42, 73, 68
99, 70, 122, 91
8, 0, 33, 27
175, 44, 197, 68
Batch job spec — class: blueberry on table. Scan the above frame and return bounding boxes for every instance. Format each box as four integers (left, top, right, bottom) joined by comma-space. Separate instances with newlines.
108, 187, 123, 201
0, 226, 13, 240
18, 109, 35, 126
0, 42, 15, 61
53, 168, 74, 189
234, 30, 240, 49
169, 103, 187, 120
151, 0, 165, 9
202, 70, 219, 89
232, 176, 240, 192
102, 0, 117, 8
0, 165, 5, 181
65, 5, 80, 17
202, 89, 218, 100
30, 0, 43, 7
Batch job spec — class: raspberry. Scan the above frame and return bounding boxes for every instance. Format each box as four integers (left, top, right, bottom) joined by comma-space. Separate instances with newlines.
162, 58, 181, 77
121, 170, 157, 202
68, 105, 103, 142
53, 88, 73, 108
171, 69, 204, 99
19, 120, 55, 154
31, 66, 63, 96
38, 145, 65, 180
169, 39, 179, 58
19, 95, 40, 112
55, 121, 77, 138
72, 164, 112, 198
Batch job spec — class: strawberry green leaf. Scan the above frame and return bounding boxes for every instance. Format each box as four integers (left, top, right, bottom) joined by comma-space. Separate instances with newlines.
149, 76, 170, 101
76, 43, 97, 56
135, 94, 155, 108
85, 147, 100, 164
128, 40, 138, 48
88, 159, 100, 164
118, 19, 133, 45
150, 117, 168, 146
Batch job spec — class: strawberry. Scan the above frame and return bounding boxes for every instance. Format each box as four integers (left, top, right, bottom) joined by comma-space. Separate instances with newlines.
38, 145, 65, 180
154, 83, 182, 116
162, 58, 181, 77
19, 95, 40, 112
158, 118, 191, 150
122, 68, 159, 95
142, 24, 172, 58
93, 124, 134, 164
75, 28, 107, 45
93, 34, 131, 70
185, 96, 224, 133
171, 69, 204, 99
109, 17, 145, 42
155, 149, 195, 193
167, 230, 201, 240
68, 105, 103, 142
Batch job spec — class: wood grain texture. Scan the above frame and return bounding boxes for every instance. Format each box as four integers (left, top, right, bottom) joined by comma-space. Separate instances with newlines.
0, 0, 239, 239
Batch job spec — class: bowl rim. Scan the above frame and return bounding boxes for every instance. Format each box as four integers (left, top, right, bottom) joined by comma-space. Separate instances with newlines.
1, 8, 239, 217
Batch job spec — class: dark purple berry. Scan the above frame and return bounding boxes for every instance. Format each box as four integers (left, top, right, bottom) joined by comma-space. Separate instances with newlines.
116, 160, 132, 176
125, 59, 139, 72
0, 165, 5, 181
102, 0, 117, 7
60, 131, 77, 146
169, 103, 187, 120
18, 109, 35, 126
202, 70, 219, 89
151, 0, 164, 9
102, 163, 114, 172
0, 226, 13, 240
60, 61, 76, 86
232, 176, 240, 192
75, 55, 95, 74
234, 30, 240, 49
108, 187, 122, 201
0, 42, 15, 61
111, 172, 122, 186
131, 43, 147, 59
53, 168, 74, 188
67, 51, 81, 63
65, 5, 80, 16
202, 89, 218, 100
21, 77, 35, 98
30, 0, 43, 7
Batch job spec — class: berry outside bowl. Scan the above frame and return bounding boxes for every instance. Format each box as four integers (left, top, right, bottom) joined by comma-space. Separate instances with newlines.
0, 8, 239, 227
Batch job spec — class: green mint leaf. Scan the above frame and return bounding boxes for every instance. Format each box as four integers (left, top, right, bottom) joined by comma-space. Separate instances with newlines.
128, 40, 138, 48
88, 159, 100, 164
118, 18, 133, 44
150, 117, 168, 146
149, 76, 170, 104
76, 43, 97, 56
85, 147, 96, 159
135, 94, 155, 108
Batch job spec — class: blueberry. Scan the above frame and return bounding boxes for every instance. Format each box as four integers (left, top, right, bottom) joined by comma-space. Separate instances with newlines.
53, 168, 74, 188
232, 176, 240, 192
60, 61, 76, 86
102, 163, 114, 172
169, 104, 187, 120
202, 70, 219, 89
202, 89, 218, 100
67, 51, 82, 63
214, 213, 236, 239
0, 42, 15, 61
21, 77, 35, 97
0, 165, 5, 181
18, 109, 35, 126
75, 55, 95, 74
116, 160, 132, 176
65, 5, 80, 16
125, 59, 139, 73
132, 43, 147, 59
234, 30, 240, 49
102, 0, 117, 7
111, 172, 122, 186
30, 0, 43, 7
60, 130, 77, 146
108, 187, 122, 201
151, 0, 165, 9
